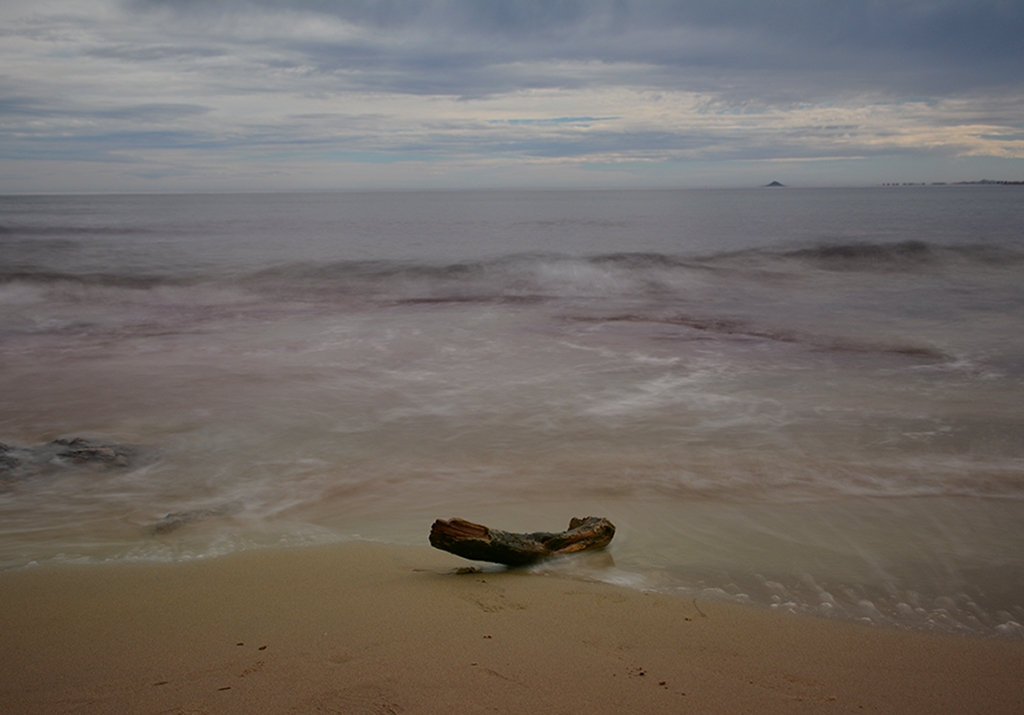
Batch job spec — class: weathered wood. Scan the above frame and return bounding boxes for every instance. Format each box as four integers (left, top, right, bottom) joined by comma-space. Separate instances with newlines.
429, 516, 615, 566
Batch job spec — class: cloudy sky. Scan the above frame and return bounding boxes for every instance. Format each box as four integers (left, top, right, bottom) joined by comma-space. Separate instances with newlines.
2, 0, 1023, 192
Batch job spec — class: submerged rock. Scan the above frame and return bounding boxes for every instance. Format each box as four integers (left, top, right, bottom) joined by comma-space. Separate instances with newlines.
149, 503, 243, 535
53, 437, 132, 466
0, 437, 134, 485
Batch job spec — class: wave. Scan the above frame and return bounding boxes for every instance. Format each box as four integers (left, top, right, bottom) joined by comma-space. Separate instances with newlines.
4, 241, 1021, 311
1, 254, 974, 379
569, 313, 951, 362
240, 253, 672, 304
0, 270, 181, 290
0, 224, 156, 237
237, 242, 1024, 308
775, 240, 1024, 271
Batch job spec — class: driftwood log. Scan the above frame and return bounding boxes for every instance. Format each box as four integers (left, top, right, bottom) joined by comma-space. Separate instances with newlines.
429, 516, 615, 566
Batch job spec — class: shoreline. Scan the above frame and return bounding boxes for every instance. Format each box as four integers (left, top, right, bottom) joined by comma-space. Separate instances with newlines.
2, 541, 1023, 714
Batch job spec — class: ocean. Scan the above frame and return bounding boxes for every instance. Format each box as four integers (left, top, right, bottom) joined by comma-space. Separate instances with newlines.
2, 187, 1023, 637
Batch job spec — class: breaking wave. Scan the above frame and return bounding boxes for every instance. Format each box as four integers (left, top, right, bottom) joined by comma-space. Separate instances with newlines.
777, 241, 1024, 271
3, 240, 1021, 297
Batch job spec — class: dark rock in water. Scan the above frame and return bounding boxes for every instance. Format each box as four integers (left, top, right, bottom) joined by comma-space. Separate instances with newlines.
149, 503, 242, 535
52, 437, 131, 466
0, 444, 29, 486
0, 443, 20, 469
0, 437, 134, 486
1, 442, 34, 479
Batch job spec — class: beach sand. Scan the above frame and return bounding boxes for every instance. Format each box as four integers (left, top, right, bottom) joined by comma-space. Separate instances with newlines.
2, 541, 1022, 714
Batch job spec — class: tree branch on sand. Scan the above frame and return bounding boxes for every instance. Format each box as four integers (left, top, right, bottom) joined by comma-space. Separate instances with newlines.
429, 516, 615, 566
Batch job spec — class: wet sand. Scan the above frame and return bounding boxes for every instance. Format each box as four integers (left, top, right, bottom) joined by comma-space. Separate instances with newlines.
2, 541, 1022, 714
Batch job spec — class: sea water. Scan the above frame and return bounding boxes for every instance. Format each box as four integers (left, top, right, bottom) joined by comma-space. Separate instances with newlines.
1, 188, 1023, 637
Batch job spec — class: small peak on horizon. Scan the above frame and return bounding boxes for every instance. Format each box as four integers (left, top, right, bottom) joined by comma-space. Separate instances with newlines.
764, 181, 786, 187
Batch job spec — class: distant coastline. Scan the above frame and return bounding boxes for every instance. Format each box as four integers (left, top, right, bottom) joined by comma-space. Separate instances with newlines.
881, 179, 1024, 186
763, 179, 1023, 188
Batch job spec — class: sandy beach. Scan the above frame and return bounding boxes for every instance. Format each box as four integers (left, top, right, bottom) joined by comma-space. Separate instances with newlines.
2, 541, 1022, 714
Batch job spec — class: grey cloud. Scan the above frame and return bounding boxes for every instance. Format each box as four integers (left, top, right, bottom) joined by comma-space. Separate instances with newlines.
0, 95, 49, 118
0, 131, 198, 162
1, 125, 321, 163
0, 96, 211, 123
128, 1, 1024, 65
129, 0, 596, 34
114, 1, 1024, 105
2, 1, 1020, 189
0, 94, 219, 163
96, 103, 213, 121
84, 44, 226, 62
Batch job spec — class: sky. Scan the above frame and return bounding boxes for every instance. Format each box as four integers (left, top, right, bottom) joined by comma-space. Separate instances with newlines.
1, 0, 1023, 192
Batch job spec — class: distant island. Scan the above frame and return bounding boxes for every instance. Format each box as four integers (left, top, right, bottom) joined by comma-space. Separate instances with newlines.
763, 181, 786, 187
